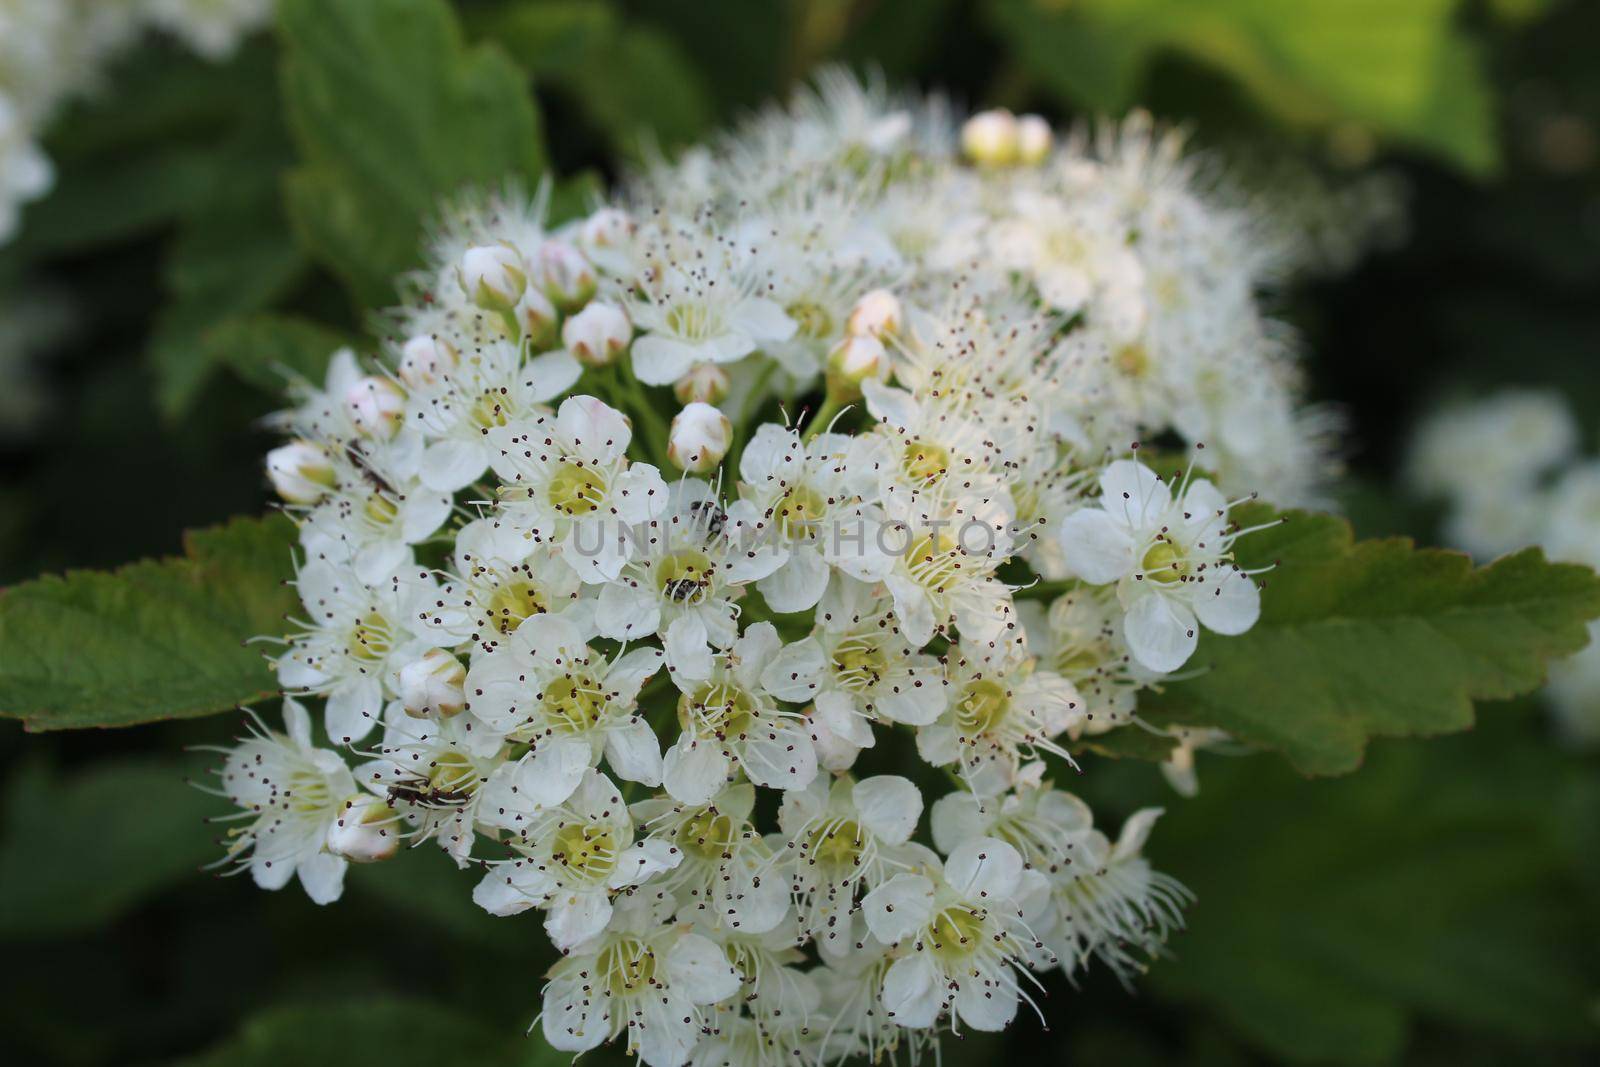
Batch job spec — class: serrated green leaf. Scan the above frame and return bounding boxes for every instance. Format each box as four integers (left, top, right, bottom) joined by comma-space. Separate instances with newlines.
202, 314, 354, 395
1150, 720, 1600, 1061
0, 758, 215, 938
1142, 505, 1600, 775
0, 515, 298, 731
279, 0, 548, 309
170, 999, 525, 1067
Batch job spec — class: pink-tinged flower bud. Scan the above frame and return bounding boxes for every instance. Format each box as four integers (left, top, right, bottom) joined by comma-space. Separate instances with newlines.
397, 335, 458, 387
1017, 114, 1053, 165
326, 794, 398, 864
826, 334, 888, 399
537, 240, 597, 311
266, 440, 336, 504
961, 109, 1019, 167
516, 286, 559, 349
343, 376, 406, 438
458, 244, 526, 309
846, 289, 902, 339
561, 301, 631, 367
667, 402, 733, 473
673, 362, 730, 405
399, 648, 467, 718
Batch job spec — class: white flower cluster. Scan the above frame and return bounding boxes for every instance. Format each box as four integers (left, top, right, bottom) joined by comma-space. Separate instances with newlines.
1408, 389, 1600, 744
0, 0, 273, 242
203, 72, 1342, 1064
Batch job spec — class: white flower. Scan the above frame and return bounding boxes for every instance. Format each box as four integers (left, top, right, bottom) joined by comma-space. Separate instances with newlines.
628, 249, 797, 385
777, 774, 925, 956
540, 895, 741, 1067
406, 336, 580, 492
662, 623, 819, 804
465, 612, 666, 800
736, 425, 894, 613
760, 578, 945, 763
990, 188, 1144, 339
878, 483, 1017, 647
1016, 588, 1153, 738
916, 640, 1081, 796
361, 703, 505, 865
492, 394, 669, 582
214, 700, 355, 904
861, 836, 1051, 1032
276, 562, 435, 742
473, 770, 680, 949
418, 517, 587, 653
295, 445, 452, 585
537, 239, 598, 310
1407, 389, 1577, 502
344, 375, 407, 439
594, 481, 781, 680
633, 783, 792, 933
961, 109, 1019, 167
1058, 459, 1262, 673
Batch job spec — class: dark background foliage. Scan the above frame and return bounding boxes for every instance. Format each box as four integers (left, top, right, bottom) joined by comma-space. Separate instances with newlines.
0, 2, 1596, 1065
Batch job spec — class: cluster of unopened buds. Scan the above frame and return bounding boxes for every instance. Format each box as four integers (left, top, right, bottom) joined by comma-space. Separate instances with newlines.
207, 71, 1332, 1066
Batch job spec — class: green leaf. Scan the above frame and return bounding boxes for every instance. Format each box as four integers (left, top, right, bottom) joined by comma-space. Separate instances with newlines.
483, 1, 714, 157
1150, 719, 1600, 1061
988, 0, 1499, 174
1142, 505, 1600, 775
0, 515, 299, 731
0, 759, 215, 938
202, 314, 354, 395
170, 999, 523, 1067
278, 0, 548, 309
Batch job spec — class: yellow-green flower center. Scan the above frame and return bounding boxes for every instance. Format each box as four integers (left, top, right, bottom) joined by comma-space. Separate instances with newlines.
902, 439, 951, 485
1140, 540, 1187, 584
542, 671, 608, 732
470, 390, 511, 430
776, 483, 827, 540
675, 808, 737, 860
597, 938, 657, 997
806, 820, 864, 868
363, 492, 399, 526
679, 682, 756, 738
786, 300, 833, 340
349, 609, 394, 663
955, 679, 1009, 736
1114, 343, 1150, 379
552, 821, 617, 882
547, 464, 607, 515
657, 550, 714, 604
485, 578, 547, 635
928, 905, 987, 960
831, 634, 890, 692
427, 749, 481, 797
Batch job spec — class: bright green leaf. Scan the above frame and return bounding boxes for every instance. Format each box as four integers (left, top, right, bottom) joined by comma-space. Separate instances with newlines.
0, 759, 215, 938
1142, 505, 1600, 775
0, 515, 299, 731
278, 0, 548, 309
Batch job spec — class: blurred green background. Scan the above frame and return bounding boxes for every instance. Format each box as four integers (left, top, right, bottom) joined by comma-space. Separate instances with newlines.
1, 2, 1596, 1065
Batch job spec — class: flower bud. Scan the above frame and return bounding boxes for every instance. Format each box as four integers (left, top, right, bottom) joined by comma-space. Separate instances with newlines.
399, 648, 466, 718
458, 244, 526, 309
846, 288, 902, 339
537, 240, 597, 311
397, 334, 458, 387
580, 207, 634, 252
673, 362, 730, 405
1017, 114, 1053, 165
561, 301, 631, 367
266, 440, 336, 504
667, 402, 733, 473
343, 376, 406, 439
961, 108, 1019, 167
826, 334, 888, 399
326, 794, 398, 864
516, 286, 560, 349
